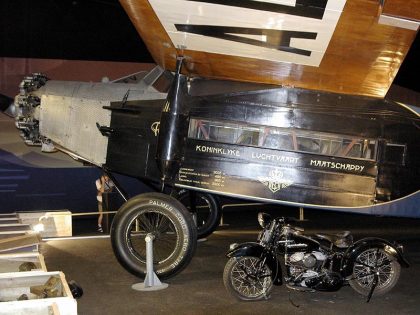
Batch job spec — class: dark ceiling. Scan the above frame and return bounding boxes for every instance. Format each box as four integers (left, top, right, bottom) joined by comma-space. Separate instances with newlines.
0, 0, 418, 92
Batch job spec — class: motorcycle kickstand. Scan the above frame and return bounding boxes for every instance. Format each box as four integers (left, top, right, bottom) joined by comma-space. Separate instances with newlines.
288, 290, 300, 308
366, 248, 381, 303
366, 273, 379, 303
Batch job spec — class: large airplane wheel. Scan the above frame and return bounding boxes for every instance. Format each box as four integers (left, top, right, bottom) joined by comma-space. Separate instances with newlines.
173, 189, 221, 239
111, 192, 197, 280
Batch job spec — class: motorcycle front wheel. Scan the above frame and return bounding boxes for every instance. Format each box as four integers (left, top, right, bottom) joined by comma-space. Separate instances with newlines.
349, 247, 401, 296
223, 256, 273, 301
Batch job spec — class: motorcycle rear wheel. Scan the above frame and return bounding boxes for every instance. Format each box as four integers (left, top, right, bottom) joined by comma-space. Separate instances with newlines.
223, 256, 273, 301
349, 248, 401, 296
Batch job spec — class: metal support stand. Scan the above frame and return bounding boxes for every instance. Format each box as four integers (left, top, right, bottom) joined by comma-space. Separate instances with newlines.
219, 204, 230, 227
299, 207, 305, 221
219, 213, 227, 227
132, 234, 168, 291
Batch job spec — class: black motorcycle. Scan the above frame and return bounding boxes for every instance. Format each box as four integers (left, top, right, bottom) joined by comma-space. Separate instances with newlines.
223, 213, 409, 302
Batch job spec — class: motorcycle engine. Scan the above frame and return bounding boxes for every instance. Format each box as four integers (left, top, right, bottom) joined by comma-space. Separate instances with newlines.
288, 251, 326, 270
286, 251, 343, 291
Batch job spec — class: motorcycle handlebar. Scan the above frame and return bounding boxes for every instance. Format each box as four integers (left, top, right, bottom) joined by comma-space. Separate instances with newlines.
279, 217, 300, 224
278, 217, 304, 232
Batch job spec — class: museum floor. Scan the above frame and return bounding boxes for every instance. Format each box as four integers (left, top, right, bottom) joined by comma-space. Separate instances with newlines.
41, 208, 420, 315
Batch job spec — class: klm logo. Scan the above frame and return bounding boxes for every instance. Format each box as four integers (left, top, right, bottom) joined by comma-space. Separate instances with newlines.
258, 168, 293, 193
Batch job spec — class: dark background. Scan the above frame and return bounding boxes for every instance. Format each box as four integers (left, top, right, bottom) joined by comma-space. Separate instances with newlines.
0, 0, 418, 92
0, 0, 153, 62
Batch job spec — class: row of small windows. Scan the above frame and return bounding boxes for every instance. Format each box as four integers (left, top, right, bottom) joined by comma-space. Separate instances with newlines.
188, 118, 377, 160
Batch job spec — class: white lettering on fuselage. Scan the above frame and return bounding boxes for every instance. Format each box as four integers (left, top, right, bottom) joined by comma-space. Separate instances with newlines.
309, 160, 365, 172
251, 152, 298, 164
195, 145, 240, 157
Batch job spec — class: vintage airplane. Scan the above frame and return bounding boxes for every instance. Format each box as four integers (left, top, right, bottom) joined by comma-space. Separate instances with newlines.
12, 0, 420, 279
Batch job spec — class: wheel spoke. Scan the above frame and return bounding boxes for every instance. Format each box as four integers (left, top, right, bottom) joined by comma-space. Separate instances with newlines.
229, 257, 272, 299
157, 215, 171, 232
352, 248, 396, 290
127, 209, 180, 265
139, 213, 153, 232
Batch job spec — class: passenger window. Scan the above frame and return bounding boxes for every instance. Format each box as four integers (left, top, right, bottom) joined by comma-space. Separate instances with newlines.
209, 123, 237, 143
263, 130, 293, 150
189, 120, 210, 140
297, 136, 320, 153
188, 118, 376, 161
362, 139, 376, 160
342, 140, 362, 158
329, 140, 342, 156
236, 128, 259, 145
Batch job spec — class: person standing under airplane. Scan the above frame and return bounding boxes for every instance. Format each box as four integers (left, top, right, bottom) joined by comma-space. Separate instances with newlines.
96, 174, 114, 232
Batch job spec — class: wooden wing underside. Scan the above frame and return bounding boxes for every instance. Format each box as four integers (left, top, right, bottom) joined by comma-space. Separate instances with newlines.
120, 0, 419, 98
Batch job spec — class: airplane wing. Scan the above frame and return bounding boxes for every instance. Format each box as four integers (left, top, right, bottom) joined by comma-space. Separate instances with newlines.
119, 0, 419, 98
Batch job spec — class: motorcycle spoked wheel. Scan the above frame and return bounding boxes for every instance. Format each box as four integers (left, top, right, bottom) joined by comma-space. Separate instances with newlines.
111, 193, 197, 280
349, 248, 401, 296
175, 190, 221, 239
223, 256, 273, 301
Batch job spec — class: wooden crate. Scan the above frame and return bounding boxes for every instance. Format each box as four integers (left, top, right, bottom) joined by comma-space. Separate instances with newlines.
0, 232, 27, 239
0, 218, 20, 224
0, 271, 77, 315
17, 211, 72, 238
0, 234, 41, 254
0, 302, 61, 315
0, 224, 32, 232
0, 252, 47, 273
0, 214, 17, 218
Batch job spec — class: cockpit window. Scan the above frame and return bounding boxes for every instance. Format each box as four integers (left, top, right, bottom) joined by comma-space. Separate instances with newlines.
152, 71, 173, 93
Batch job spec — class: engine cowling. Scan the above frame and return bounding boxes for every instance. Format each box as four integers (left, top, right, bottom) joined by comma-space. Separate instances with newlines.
14, 73, 48, 147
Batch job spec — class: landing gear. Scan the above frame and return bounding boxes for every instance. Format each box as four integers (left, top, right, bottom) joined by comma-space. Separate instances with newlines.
172, 189, 221, 239
110, 192, 197, 279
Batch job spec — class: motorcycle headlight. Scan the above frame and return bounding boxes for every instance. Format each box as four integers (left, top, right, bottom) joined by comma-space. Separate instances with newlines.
257, 212, 272, 228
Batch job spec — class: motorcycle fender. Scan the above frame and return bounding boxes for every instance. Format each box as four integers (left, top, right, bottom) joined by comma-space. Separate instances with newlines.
341, 238, 409, 277
226, 242, 282, 285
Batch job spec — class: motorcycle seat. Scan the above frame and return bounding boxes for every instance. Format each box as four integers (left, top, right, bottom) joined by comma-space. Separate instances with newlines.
315, 231, 353, 248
